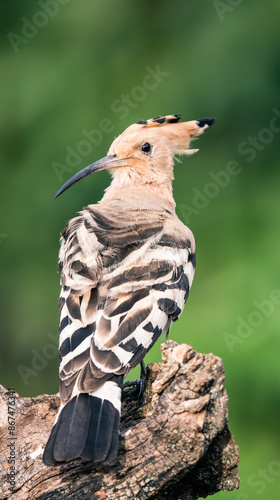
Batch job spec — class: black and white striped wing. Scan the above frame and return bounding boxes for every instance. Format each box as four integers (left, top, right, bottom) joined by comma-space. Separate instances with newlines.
57, 208, 195, 404
86, 245, 194, 382
57, 213, 103, 405
59, 249, 194, 402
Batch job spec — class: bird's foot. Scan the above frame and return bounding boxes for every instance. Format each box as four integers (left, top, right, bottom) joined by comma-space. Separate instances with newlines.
122, 361, 147, 404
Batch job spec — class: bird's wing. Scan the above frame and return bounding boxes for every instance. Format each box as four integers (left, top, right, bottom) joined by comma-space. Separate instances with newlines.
58, 208, 195, 404
88, 242, 194, 378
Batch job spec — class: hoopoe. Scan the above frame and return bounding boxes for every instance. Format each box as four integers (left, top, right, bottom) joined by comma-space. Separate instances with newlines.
43, 114, 215, 466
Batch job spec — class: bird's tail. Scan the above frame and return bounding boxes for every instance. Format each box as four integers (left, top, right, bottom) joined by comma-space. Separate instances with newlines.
43, 376, 122, 466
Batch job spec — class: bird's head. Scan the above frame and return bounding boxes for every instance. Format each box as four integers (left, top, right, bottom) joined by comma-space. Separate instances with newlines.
54, 114, 215, 199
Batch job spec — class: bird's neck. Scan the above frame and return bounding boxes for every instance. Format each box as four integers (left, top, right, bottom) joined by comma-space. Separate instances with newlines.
100, 182, 176, 214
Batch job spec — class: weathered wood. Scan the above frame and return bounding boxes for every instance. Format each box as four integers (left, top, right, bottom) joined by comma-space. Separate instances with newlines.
0, 341, 239, 499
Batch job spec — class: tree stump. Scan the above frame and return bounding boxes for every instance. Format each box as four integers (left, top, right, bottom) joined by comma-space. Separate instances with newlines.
0, 341, 239, 499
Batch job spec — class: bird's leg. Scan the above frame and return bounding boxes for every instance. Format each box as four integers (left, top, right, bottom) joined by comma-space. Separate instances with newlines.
140, 359, 147, 380
122, 360, 147, 403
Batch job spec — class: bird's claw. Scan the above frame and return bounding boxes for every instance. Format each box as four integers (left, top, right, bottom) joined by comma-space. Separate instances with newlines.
122, 361, 147, 404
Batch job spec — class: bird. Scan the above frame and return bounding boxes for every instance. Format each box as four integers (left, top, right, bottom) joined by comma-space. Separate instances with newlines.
43, 114, 215, 466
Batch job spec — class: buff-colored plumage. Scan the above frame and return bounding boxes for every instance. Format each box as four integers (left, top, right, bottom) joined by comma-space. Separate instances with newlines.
43, 114, 215, 466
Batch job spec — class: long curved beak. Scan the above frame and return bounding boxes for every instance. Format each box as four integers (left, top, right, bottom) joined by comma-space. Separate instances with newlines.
54, 154, 121, 199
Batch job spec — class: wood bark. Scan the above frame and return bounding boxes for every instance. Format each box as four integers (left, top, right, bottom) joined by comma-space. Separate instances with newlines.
0, 341, 239, 499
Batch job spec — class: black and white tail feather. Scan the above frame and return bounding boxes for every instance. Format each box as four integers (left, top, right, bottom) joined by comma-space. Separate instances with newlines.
43, 114, 215, 466
43, 378, 122, 464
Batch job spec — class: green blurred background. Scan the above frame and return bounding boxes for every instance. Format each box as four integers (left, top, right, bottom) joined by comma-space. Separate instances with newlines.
1, 1, 280, 498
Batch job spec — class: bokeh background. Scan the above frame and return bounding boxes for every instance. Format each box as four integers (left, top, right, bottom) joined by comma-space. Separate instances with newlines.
1, 1, 280, 498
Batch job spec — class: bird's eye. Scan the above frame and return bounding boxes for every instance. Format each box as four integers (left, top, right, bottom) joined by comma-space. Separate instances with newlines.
141, 142, 151, 154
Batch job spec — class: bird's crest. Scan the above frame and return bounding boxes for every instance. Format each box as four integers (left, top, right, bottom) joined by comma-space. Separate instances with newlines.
136, 114, 182, 126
